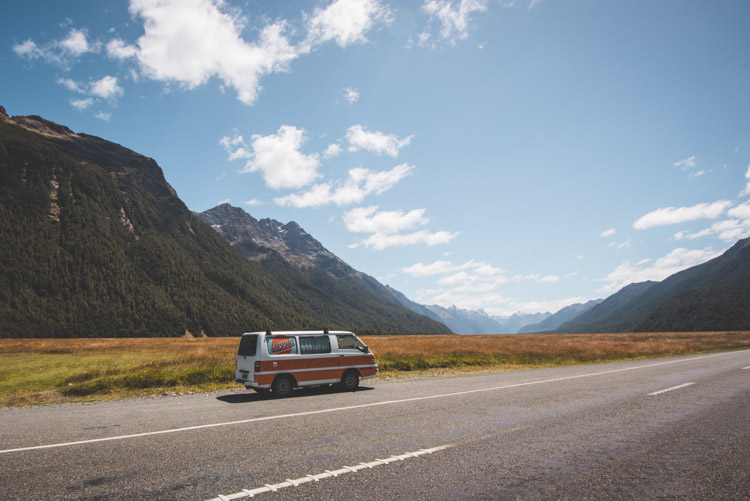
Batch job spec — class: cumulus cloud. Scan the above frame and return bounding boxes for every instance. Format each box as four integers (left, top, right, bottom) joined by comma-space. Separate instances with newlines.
599, 246, 723, 294
633, 200, 732, 230
402, 259, 502, 277
58, 78, 84, 93
222, 125, 321, 189
13, 28, 97, 67
274, 162, 413, 208
129, 0, 299, 105
343, 87, 360, 104
89, 75, 123, 99
306, 0, 390, 47
60, 28, 94, 56
421, 0, 488, 46
70, 98, 94, 111
343, 206, 457, 250
106, 38, 138, 59
323, 143, 342, 159
346, 125, 414, 157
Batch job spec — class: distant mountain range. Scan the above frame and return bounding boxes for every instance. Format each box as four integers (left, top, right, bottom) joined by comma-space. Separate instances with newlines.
0, 107, 448, 337
518, 300, 603, 333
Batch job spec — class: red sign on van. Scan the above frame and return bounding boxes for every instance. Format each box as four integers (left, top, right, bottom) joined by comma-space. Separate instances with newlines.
269, 336, 296, 355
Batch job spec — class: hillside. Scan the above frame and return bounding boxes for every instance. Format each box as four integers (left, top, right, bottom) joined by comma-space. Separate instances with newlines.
0, 108, 448, 337
557, 238, 750, 333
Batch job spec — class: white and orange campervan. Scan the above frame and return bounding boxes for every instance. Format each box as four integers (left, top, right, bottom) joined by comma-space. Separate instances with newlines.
235, 330, 378, 396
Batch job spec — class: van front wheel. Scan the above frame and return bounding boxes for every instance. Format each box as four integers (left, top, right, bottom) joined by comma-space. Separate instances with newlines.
272, 376, 294, 397
340, 370, 359, 392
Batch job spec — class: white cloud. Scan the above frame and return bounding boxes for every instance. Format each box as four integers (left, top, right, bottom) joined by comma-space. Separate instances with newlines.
599, 246, 723, 294
70, 98, 94, 111
343, 87, 360, 104
673, 155, 697, 170
633, 200, 732, 230
343, 206, 457, 250
352, 229, 458, 250
346, 125, 413, 157
728, 201, 750, 220
600, 228, 616, 237
218, 198, 231, 204
13, 28, 97, 66
402, 259, 502, 277
95, 112, 112, 121
60, 29, 94, 56
13, 39, 45, 60
323, 143, 342, 159
343, 206, 428, 234
58, 78, 84, 92
229, 125, 320, 189
243, 199, 263, 206
276, 163, 414, 208
89, 75, 123, 99
687, 170, 705, 180
106, 38, 138, 59
129, 0, 299, 105
741, 165, 750, 197
306, 0, 390, 48
421, 0, 488, 45
710, 218, 750, 242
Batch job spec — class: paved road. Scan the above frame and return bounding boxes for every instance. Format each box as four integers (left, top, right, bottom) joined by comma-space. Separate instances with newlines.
2, 350, 749, 500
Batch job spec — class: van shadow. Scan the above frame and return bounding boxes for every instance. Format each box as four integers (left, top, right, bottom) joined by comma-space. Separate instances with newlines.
217, 385, 374, 404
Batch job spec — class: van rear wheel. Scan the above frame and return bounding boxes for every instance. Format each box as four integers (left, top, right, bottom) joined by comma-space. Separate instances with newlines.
272, 376, 294, 397
340, 370, 359, 391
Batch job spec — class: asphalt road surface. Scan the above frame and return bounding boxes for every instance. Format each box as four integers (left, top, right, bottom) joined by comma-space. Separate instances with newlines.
2, 350, 749, 500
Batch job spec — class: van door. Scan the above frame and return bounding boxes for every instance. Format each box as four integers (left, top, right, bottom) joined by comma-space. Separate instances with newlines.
236, 334, 259, 382
335, 334, 370, 372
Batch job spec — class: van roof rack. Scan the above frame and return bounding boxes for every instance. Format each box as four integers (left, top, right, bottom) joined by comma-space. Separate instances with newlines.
265, 329, 272, 335
323, 328, 329, 334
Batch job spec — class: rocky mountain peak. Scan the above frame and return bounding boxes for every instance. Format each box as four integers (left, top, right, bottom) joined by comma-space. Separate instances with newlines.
11, 114, 79, 140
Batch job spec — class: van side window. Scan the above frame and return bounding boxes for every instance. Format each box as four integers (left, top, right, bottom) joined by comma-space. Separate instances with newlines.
336, 335, 368, 352
299, 336, 331, 354
267, 336, 297, 355
238, 334, 258, 356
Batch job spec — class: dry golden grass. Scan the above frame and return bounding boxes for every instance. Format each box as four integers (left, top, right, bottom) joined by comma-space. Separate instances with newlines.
1, 331, 749, 407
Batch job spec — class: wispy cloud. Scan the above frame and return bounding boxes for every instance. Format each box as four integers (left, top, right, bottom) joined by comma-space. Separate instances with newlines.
343, 87, 360, 104
600, 228, 616, 237
633, 200, 732, 230
275, 163, 414, 208
420, 0, 488, 46
346, 125, 414, 157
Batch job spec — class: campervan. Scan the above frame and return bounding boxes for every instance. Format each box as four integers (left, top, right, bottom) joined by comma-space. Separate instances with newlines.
235, 330, 378, 396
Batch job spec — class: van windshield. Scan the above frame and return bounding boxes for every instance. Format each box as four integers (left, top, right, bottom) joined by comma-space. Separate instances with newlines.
336, 335, 369, 352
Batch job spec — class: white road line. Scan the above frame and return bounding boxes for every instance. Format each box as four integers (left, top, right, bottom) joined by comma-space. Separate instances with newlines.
1, 349, 748, 455
206, 445, 452, 501
648, 382, 695, 396
742, 366, 750, 370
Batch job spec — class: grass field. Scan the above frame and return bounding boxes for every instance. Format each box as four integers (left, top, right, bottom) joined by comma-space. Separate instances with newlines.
1, 331, 749, 407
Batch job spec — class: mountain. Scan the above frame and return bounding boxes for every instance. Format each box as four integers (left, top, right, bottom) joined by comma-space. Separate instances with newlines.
0, 107, 448, 337
555, 282, 656, 333
556, 238, 750, 333
405, 305, 549, 335
197, 204, 451, 334
518, 299, 603, 333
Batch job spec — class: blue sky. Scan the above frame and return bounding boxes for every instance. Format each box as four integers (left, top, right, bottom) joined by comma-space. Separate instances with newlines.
2, 0, 750, 316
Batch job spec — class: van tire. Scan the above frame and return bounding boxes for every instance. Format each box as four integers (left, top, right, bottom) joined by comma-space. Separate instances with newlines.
272, 375, 294, 397
340, 370, 359, 392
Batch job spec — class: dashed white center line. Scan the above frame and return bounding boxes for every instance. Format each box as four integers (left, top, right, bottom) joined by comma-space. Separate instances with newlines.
742, 366, 750, 370
648, 382, 695, 396
207, 444, 452, 500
